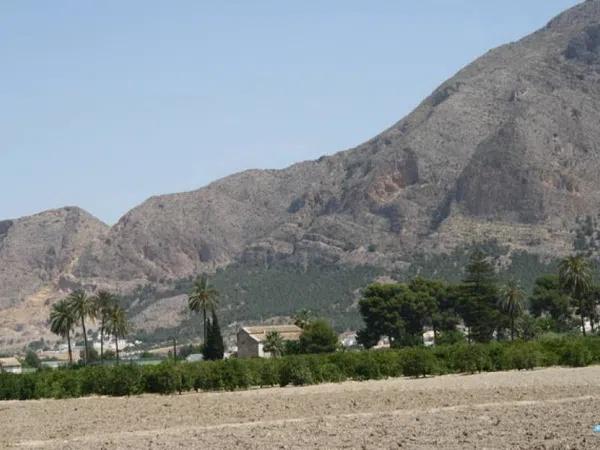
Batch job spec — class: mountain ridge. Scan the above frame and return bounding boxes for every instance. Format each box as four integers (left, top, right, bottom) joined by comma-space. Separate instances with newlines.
2, 0, 600, 348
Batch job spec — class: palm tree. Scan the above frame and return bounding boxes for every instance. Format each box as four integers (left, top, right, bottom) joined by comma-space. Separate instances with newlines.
263, 331, 285, 358
49, 299, 76, 364
92, 291, 117, 362
499, 280, 526, 341
559, 255, 592, 336
105, 305, 130, 363
293, 309, 313, 329
67, 290, 96, 364
188, 275, 219, 342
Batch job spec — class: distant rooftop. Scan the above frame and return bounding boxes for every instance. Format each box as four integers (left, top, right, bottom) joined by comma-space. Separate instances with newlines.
0, 357, 21, 368
241, 325, 303, 342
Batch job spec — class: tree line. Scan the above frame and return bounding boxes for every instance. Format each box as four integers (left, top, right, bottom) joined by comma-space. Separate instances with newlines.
49, 290, 130, 365
2, 335, 599, 400
358, 251, 600, 348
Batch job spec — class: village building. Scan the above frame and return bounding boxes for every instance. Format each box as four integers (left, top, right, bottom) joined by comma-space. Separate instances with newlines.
237, 324, 302, 358
0, 357, 22, 374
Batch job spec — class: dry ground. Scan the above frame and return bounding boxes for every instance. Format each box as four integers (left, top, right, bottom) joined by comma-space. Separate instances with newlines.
1, 366, 600, 449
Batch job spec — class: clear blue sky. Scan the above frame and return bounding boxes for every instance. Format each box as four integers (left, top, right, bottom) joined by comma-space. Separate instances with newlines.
0, 0, 580, 224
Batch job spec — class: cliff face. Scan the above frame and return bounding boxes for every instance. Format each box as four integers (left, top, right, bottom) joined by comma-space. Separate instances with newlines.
0, 207, 108, 309
3, 1, 600, 346
74, 0, 600, 287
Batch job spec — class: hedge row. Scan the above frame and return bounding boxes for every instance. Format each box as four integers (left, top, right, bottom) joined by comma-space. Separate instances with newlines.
1, 335, 599, 400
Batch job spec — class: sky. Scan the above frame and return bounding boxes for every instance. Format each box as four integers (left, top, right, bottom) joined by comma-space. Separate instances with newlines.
0, 0, 580, 225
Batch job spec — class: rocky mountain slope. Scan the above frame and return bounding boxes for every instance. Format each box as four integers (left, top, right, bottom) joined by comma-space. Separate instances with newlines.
3, 1, 600, 347
75, 0, 600, 285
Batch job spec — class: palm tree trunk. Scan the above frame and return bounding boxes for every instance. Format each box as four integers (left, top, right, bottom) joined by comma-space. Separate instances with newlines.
579, 298, 587, 337
511, 316, 515, 341
81, 317, 89, 364
67, 332, 73, 365
115, 333, 119, 364
203, 308, 207, 343
100, 318, 105, 363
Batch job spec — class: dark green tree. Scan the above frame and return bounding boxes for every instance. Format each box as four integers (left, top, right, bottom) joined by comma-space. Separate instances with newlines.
293, 309, 314, 329
188, 276, 219, 342
203, 311, 224, 360
559, 255, 592, 336
299, 319, 338, 354
66, 290, 96, 364
24, 350, 42, 369
408, 277, 458, 342
529, 275, 572, 332
457, 251, 502, 343
499, 279, 526, 341
92, 290, 117, 362
263, 331, 285, 358
583, 284, 600, 334
49, 298, 76, 364
357, 284, 407, 348
105, 304, 131, 363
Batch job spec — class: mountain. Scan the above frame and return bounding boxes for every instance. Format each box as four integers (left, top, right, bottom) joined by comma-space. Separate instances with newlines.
0, 207, 108, 347
3, 1, 600, 348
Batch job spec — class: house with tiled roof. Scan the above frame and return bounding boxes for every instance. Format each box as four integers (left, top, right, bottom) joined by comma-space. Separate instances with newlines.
237, 324, 302, 358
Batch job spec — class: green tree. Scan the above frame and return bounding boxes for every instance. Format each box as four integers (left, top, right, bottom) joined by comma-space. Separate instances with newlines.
559, 255, 592, 336
293, 309, 314, 329
583, 284, 600, 334
66, 290, 96, 364
357, 283, 407, 348
49, 298, 76, 364
23, 350, 42, 369
263, 331, 285, 358
299, 319, 338, 354
188, 276, 219, 342
457, 251, 501, 343
203, 311, 224, 360
105, 304, 131, 363
408, 277, 458, 342
80, 346, 99, 363
529, 275, 572, 332
499, 279, 526, 341
92, 290, 117, 362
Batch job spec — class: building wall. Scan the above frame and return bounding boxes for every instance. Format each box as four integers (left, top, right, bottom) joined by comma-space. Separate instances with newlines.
1, 366, 22, 374
237, 330, 260, 358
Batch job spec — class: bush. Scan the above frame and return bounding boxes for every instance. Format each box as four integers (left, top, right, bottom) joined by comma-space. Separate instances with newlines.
143, 363, 183, 394
353, 354, 383, 381
278, 358, 315, 386
435, 330, 466, 346
504, 344, 539, 371
559, 339, 592, 367
258, 359, 279, 387
299, 320, 339, 354
2, 336, 599, 401
401, 348, 437, 378
450, 344, 491, 373
318, 363, 346, 383
220, 359, 253, 390
105, 365, 144, 396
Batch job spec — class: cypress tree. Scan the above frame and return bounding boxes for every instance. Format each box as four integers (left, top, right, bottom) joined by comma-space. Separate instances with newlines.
458, 250, 503, 343
204, 311, 225, 360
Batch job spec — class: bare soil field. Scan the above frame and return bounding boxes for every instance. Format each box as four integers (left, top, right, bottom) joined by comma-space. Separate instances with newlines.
1, 366, 600, 449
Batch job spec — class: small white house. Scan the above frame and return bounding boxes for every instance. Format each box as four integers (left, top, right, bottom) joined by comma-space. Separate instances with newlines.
0, 357, 22, 374
237, 325, 302, 358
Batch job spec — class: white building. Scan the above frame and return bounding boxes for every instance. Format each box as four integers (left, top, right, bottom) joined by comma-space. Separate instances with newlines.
0, 357, 22, 374
237, 325, 302, 358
